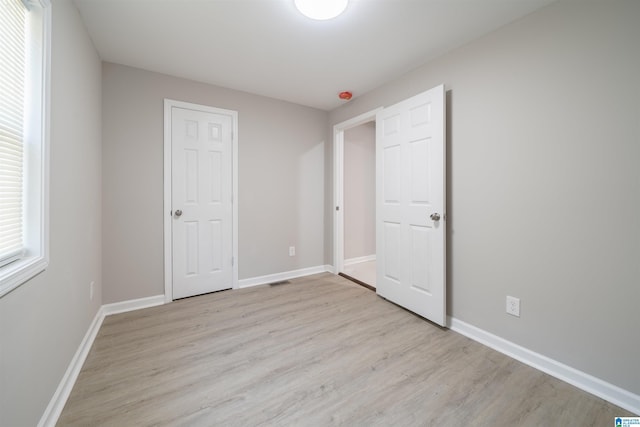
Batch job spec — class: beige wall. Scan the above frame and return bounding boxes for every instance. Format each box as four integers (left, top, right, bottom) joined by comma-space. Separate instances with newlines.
343, 123, 376, 260
0, 0, 103, 425
329, 0, 640, 394
102, 63, 329, 303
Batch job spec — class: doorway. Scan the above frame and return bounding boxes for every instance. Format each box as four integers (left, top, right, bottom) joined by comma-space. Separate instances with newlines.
342, 122, 376, 287
334, 85, 446, 326
333, 108, 381, 288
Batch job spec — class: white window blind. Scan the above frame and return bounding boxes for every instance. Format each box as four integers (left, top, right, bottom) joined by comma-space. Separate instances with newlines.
0, 0, 27, 267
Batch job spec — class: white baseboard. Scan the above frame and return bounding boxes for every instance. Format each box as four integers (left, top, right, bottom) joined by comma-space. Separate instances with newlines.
38, 295, 166, 426
343, 254, 376, 266
38, 306, 106, 427
238, 265, 333, 288
102, 294, 165, 316
449, 317, 640, 415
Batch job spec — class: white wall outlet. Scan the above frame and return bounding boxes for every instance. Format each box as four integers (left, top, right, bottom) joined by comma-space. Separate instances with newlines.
506, 296, 520, 317
90, 281, 95, 301
289, 246, 295, 257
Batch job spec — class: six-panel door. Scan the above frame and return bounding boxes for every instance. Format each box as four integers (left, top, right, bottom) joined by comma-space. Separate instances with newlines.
376, 85, 446, 326
171, 107, 233, 299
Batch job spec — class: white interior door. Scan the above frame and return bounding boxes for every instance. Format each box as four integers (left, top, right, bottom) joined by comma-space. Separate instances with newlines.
171, 106, 234, 299
376, 85, 446, 326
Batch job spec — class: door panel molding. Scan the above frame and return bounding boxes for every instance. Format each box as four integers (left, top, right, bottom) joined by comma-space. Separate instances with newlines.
164, 99, 238, 302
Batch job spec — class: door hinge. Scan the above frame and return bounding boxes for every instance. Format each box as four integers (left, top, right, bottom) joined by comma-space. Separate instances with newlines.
231, 257, 234, 266
336, 206, 340, 211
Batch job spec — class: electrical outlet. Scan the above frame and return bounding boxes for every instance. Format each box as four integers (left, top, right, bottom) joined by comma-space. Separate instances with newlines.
90, 281, 95, 301
289, 246, 295, 257
506, 296, 520, 317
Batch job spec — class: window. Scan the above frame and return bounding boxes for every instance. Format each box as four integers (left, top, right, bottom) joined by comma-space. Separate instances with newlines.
0, 0, 50, 297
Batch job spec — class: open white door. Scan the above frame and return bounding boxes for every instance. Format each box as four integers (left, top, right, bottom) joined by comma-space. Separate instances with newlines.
376, 85, 446, 326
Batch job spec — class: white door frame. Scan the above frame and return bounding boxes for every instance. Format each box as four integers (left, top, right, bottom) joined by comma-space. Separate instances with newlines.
333, 108, 382, 274
163, 99, 239, 302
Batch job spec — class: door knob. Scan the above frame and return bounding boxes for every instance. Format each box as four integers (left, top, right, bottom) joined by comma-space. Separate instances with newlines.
430, 212, 441, 221
174, 209, 182, 217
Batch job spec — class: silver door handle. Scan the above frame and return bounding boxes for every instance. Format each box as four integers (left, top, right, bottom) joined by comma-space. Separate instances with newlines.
430, 213, 441, 221
174, 209, 182, 217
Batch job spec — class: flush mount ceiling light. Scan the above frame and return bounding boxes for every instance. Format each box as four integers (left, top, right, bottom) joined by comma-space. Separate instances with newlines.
294, 0, 348, 20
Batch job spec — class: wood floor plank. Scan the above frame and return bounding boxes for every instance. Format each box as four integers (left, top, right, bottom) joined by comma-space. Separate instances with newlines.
57, 273, 635, 426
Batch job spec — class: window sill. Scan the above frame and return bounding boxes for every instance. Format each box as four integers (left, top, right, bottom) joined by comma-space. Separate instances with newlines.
0, 256, 48, 298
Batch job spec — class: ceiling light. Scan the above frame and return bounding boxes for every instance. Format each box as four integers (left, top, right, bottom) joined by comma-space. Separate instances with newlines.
294, 0, 348, 20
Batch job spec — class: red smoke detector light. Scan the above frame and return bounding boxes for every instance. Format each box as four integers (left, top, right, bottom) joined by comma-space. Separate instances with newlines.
339, 91, 353, 100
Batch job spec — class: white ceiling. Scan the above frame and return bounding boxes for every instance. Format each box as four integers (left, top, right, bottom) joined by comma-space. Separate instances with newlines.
73, 0, 555, 111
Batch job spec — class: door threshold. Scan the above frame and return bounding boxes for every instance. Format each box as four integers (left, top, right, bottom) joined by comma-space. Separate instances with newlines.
338, 272, 375, 292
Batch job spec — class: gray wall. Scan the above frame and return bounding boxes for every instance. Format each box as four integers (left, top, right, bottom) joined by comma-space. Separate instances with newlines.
102, 63, 328, 303
329, 0, 640, 394
343, 123, 376, 260
0, 0, 103, 425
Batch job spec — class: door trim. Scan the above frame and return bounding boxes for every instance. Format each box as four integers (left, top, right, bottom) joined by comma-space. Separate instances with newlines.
332, 108, 382, 274
163, 99, 239, 303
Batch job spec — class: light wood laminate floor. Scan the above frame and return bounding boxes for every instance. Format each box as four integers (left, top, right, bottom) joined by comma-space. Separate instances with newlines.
58, 273, 634, 426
